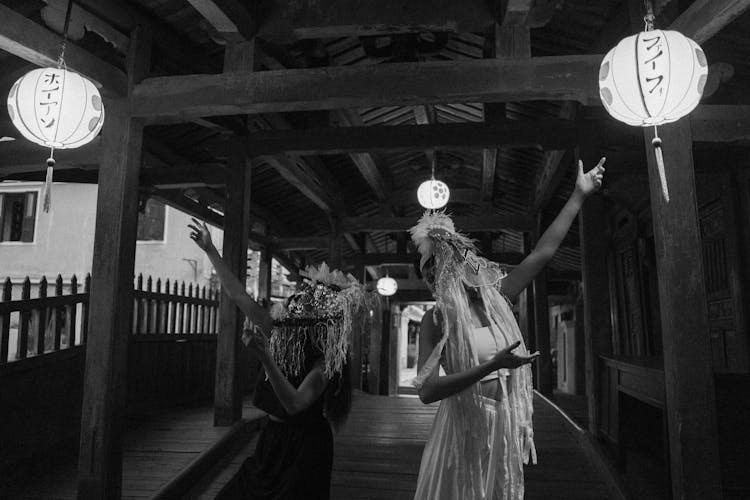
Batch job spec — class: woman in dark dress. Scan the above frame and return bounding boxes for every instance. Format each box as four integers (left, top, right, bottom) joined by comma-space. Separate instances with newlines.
189, 219, 359, 500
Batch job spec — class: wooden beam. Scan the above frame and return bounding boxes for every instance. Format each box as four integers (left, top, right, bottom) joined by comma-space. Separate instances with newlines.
187, 0, 255, 41
532, 101, 578, 211
76, 26, 149, 500
669, 0, 750, 44
258, 154, 333, 213
335, 109, 388, 201
257, 0, 494, 41
343, 215, 535, 233
274, 236, 329, 251
349, 252, 524, 266
643, 121, 722, 499
0, 4, 126, 96
131, 56, 603, 122
389, 188, 484, 206
246, 119, 577, 156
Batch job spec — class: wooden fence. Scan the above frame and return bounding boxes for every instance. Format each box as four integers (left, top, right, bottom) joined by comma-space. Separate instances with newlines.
0, 273, 220, 364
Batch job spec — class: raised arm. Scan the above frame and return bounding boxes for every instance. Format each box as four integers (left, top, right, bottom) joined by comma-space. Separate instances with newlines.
188, 219, 271, 331
416, 308, 538, 404
500, 158, 605, 299
244, 325, 328, 415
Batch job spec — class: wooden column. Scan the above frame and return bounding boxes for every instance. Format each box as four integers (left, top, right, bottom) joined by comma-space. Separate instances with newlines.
76, 27, 150, 500
257, 247, 272, 304
328, 216, 343, 269
350, 263, 365, 391
644, 122, 722, 498
578, 191, 612, 434
518, 233, 535, 352
532, 216, 554, 395
378, 306, 391, 395
214, 135, 252, 426
214, 40, 254, 426
387, 302, 400, 395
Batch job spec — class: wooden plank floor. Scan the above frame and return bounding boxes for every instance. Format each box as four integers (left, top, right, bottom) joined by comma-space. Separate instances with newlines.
332, 392, 617, 500
2, 400, 263, 500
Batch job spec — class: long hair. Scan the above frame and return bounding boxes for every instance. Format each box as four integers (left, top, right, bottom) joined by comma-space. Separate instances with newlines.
324, 354, 352, 431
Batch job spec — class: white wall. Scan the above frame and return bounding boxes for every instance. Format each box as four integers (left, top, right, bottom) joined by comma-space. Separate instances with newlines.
0, 181, 223, 294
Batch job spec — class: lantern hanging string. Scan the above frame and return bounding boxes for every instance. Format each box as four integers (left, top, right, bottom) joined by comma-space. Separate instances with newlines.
41, 0, 75, 212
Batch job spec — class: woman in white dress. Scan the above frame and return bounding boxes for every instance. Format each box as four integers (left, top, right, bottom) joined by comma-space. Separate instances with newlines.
411, 158, 605, 500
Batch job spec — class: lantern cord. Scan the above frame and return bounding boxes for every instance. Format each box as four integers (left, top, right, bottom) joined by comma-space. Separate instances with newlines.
430, 151, 436, 180
651, 126, 670, 203
643, 0, 655, 31
56, 0, 75, 69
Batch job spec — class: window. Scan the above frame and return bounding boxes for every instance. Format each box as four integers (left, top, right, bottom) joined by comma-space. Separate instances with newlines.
0, 191, 37, 242
137, 199, 166, 242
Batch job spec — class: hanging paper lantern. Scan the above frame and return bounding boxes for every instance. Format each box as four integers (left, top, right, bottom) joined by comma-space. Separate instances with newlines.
599, 30, 707, 127
598, 28, 707, 202
376, 276, 398, 296
417, 178, 450, 210
7, 67, 105, 212
7, 68, 104, 150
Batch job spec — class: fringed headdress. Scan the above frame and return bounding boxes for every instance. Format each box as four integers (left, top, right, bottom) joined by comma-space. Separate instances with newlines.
268, 263, 378, 380
410, 210, 536, 497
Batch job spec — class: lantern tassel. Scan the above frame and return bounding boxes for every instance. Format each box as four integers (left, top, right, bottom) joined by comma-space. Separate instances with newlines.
652, 128, 669, 203
43, 155, 55, 213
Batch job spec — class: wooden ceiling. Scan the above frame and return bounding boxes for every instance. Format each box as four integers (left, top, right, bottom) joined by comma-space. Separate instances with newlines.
1, 0, 750, 282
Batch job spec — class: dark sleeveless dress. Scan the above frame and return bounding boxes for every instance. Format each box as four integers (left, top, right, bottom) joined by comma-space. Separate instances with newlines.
237, 351, 333, 500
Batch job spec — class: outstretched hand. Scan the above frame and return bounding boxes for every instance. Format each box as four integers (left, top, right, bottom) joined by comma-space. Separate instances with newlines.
188, 218, 214, 252
575, 157, 606, 196
242, 318, 272, 363
491, 341, 540, 370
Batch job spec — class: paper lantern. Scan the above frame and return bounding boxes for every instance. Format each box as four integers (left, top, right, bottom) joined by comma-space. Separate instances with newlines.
417, 178, 450, 210
598, 27, 707, 202
7, 67, 105, 211
599, 30, 707, 127
7, 68, 104, 150
376, 276, 398, 296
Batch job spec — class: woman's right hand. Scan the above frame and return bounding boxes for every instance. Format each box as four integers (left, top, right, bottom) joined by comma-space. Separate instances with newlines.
188, 218, 214, 252
491, 341, 540, 370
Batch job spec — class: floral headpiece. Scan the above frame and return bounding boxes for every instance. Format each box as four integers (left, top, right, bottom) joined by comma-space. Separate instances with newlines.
409, 210, 506, 288
268, 262, 378, 379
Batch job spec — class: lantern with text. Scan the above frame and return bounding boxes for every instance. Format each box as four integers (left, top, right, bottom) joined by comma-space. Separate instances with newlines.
417, 154, 450, 209
4, 1, 105, 213
598, 9, 707, 202
376, 276, 398, 297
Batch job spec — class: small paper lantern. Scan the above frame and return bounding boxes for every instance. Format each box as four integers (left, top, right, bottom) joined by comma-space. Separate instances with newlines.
376, 276, 398, 296
598, 28, 707, 202
7, 68, 104, 150
417, 178, 450, 210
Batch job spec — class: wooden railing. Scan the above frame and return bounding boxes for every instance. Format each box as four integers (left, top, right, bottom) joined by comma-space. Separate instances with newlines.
0, 273, 220, 364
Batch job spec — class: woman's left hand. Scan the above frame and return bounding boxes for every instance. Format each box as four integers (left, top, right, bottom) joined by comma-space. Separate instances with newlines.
242, 319, 271, 362
575, 157, 606, 196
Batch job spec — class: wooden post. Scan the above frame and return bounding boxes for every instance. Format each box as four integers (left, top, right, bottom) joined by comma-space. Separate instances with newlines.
214, 134, 252, 426
378, 306, 391, 395
214, 40, 255, 426
644, 121, 722, 498
518, 233, 535, 352
257, 247, 272, 304
532, 215, 554, 396
76, 26, 150, 500
387, 302, 400, 395
579, 191, 612, 434
350, 263, 365, 391
328, 216, 343, 269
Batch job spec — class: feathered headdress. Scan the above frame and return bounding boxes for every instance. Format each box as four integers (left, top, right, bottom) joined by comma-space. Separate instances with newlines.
268, 262, 378, 379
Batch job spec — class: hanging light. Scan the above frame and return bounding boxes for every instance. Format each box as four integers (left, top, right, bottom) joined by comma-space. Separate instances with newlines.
598, 0, 707, 202
5, 1, 105, 212
376, 274, 398, 297
417, 152, 450, 209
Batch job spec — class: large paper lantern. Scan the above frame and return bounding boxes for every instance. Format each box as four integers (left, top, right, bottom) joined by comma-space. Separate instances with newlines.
7, 67, 105, 211
417, 178, 450, 209
376, 276, 398, 296
598, 22, 707, 202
